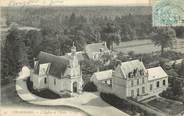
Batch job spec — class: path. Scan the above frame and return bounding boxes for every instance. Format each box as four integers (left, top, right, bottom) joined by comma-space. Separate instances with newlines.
16, 78, 129, 116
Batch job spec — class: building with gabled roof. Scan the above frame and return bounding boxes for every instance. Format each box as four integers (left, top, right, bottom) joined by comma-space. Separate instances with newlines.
113, 60, 168, 101
91, 60, 168, 101
147, 67, 168, 81
85, 42, 110, 60
31, 44, 83, 96
91, 70, 113, 86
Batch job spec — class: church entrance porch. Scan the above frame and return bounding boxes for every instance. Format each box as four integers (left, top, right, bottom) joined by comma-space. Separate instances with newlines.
73, 82, 78, 93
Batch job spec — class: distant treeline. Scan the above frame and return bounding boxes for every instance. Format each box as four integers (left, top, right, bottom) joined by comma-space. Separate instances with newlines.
1, 6, 184, 84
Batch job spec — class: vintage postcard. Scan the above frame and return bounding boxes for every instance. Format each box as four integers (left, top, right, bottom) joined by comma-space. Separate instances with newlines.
1, 0, 184, 116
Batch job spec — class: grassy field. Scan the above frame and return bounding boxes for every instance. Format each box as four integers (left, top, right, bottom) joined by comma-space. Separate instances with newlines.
147, 98, 184, 115
114, 39, 184, 54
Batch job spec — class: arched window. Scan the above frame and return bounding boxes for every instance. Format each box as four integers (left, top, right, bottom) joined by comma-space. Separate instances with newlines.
137, 79, 139, 85
137, 88, 139, 96
44, 78, 47, 84
131, 80, 134, 87
142, 78, 145, 84
163, 80, 166, 86
142, 86, 145, 94
131, 90, 134, 97
150, 84, 153, 91
54, 79, 56, 85
156, 81, 160, 88
73, 82, 77, 93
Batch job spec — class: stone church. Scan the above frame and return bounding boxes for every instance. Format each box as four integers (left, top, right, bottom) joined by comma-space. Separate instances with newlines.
30, 43, 83, 96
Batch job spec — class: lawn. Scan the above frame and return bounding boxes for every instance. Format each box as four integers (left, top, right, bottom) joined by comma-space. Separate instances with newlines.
147, 97, 184, 115
114, 39, 184, 54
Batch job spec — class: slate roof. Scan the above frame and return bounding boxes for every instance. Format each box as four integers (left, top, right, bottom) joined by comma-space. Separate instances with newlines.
119, 60, 146, 79
147, 66, 168, 81
35, 51, 70, 78
85, 42, 109, 59
91, 70, 113, 81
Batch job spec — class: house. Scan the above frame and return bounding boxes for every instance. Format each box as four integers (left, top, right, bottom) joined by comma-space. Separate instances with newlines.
90, 70, 113, 93
31, 44, 83, 96
91, 70, 113, 86
165, 59, 183, 70
85, 42, 110, 60
91, 60, 168, 101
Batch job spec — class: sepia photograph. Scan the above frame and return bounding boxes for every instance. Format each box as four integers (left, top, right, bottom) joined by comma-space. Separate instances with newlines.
1, 0, 184, 116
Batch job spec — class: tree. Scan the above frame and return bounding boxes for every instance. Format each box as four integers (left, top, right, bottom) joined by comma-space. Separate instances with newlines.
40, 35, 61, 55
101, 23, 121, 50
69, 12, 77, 26
151, 27, 176, 55
58, 34, 73, 55
69, 25, 86, 51
172, 79, 183, 96
179, 60, 184, 77
25, 30, 43, 67
4, 26, 29, 77
175, 26, 184, 38
81, 59, 97, 75
117, 52, 129, 62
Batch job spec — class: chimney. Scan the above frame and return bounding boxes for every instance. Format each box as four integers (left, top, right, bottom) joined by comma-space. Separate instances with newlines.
103, 41, 107, 47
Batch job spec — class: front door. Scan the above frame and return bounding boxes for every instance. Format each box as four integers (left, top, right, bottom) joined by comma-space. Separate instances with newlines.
73, 82, 77, 93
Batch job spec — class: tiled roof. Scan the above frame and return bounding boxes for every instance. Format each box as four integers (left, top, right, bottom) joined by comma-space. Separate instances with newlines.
120, 60, 146, 79
91, 70, 113, 81
147, 66, 168, 81
85, 42, 109, 59
36, 51, 69, 78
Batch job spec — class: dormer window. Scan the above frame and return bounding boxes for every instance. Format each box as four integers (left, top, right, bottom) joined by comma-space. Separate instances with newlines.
128, 72, 133, 78
99, 48, 103, 52
67, 64, 71, 68
139, 69, 144, 76
133, 68, 138, 76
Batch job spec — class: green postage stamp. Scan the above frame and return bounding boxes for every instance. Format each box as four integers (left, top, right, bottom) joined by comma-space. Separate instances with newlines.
152, 0, 184, 26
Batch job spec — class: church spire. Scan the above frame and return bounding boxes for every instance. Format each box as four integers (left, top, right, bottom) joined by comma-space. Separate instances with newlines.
71, 41, 76, 54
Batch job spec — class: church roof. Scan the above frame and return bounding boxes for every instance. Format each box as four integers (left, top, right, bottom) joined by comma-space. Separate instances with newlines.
91, 70, 113, 81
119, 60, 146, 79
147, 66, 168, 81
36, 51, 69, 78
85, 42, 109, 59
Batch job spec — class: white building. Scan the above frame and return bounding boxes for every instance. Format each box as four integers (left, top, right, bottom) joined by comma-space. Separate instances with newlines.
85, 42, 110, 60
31, 44, 83, 96
91, 70, 113, 94
91, 60, 168, 101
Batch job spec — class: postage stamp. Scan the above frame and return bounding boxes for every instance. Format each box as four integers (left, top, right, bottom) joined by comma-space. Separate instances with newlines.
152, 0, 184, 26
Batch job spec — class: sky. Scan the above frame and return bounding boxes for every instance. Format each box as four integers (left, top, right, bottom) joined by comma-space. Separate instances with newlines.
0, 0, 151, 7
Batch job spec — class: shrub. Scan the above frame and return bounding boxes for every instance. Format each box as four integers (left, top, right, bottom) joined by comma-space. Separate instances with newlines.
83, 82, 97, 92
26, 77, 60, 99
100, 92, 156, 116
